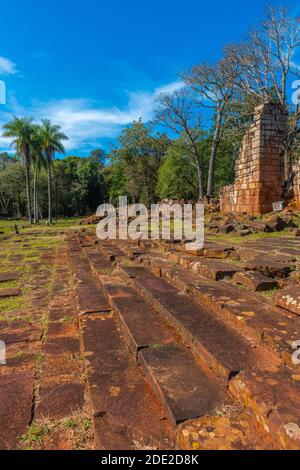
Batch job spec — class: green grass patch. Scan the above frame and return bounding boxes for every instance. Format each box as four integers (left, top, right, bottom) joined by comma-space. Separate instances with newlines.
19, 423, 50, 448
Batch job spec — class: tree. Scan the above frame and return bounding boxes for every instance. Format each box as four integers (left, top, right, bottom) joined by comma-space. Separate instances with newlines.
72, 159, 107, 215
39, 119, 68, 224
109, 119, 168, 204
104, 153, 125, 203
183, 51, 241, 199
155, 88, 205, 199
2, 117, 34, 223
156, 144, 198, 200
0, 158, 25, 217
227, 5, 300, 179
30, 127, 45, 223
89, 148, 107, 166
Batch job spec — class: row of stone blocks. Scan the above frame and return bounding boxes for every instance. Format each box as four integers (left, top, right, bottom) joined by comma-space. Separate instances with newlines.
221, 203, 277, 215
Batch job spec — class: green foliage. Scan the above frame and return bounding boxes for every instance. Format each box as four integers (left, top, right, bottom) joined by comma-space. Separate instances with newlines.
156, 145, 198, 200
108, 119, 168, 205
20, 423, 50, 448
156, 135, 237, 200
0, 154, 108, 218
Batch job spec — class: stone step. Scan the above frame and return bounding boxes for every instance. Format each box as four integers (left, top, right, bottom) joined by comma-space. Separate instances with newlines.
70, 239, 231, 438
84, 248, 113, 274
138, 344, 228, 427
75, 282, 112, 315
167, 251, 241, 280
119, 265, 268, 384
232, 271, 278, 292
229, 368, 300, 450
274, 286, 300, 316
80, 313, 174, 449
98, 275, 233, 428
68, 246, 111, 315
103, 281, 176, 355
146, 255, 300, 369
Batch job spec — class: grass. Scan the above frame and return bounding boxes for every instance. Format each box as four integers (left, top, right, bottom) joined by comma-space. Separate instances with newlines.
20, 423, 50, 448
0, 296, 24, 316
208, 227, 295, 245
19, 410, 93, 450
0, 219, 66, 320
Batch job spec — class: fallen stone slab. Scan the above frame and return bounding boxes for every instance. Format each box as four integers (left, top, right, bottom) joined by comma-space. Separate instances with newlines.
218, 224, 235, 234
98, 244, 126, 262
1, 325, 42, 344
0, 272, 19, 283
233, 271, 278, 292
36, 381, 85, 420
190, 258, 241, 281
243, 257, 294, 278
0, 288, 21, 298
40, 356, 83, 382
47, 322, 78, 338
139, 344, 227, 427
236, 229, 253, 237
4, 350, 37, 372
44, 336, 81, 356
48, 307, 76, 322
274, 286, 300, 316
0, 370, 34, 450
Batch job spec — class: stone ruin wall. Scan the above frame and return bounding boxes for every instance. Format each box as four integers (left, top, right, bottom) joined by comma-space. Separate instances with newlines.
294, 160, 300, 210
220, 102, 288, 215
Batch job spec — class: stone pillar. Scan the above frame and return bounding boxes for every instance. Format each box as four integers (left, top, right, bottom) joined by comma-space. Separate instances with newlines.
294, 161, 300, 210
220, 102, 288, 215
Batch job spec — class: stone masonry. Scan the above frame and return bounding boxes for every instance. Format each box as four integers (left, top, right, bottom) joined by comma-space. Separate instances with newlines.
294, 160, 300, 210
220, 102, 288, 215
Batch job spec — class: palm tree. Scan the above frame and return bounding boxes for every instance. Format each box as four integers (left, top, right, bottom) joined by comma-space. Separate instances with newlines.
30, 127, 45, 224
2, 117, 34, 223
39, 119, 68, 224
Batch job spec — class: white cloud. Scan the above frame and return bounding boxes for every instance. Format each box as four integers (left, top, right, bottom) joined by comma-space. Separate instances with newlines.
0, 80, 183, 152
0, 57, 17, 75
291, 60, 300, 73
0, 80, 184, 152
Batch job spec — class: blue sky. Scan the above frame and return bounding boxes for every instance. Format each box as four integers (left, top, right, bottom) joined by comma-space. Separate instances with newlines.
0, 0, 299, 155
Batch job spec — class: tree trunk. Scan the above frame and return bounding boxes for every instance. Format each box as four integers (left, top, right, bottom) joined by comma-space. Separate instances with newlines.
284, 149, 290, 182
55, 179, 58, 222
195, 159, 204, 200
36, 172, 39, 223
24, 158, 32, 224
207, 112, 222, 199
47, 151, 53, 224
33, 166, 38, 224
